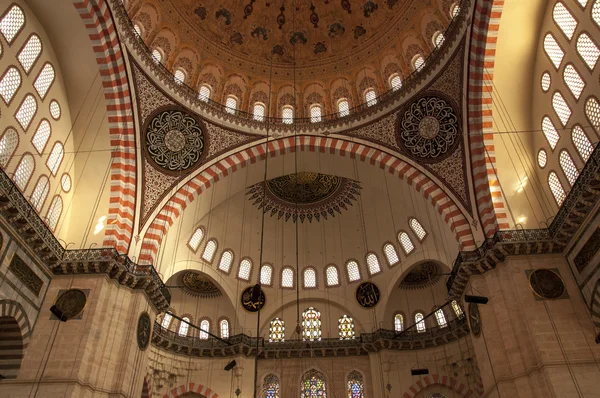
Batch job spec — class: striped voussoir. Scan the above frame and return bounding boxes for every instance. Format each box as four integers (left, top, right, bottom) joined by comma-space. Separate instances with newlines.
139, 136, 475, 264
73, 0, 136, 254
401, 373, 477, 398
0, 300, 32, 380
163, 382, 218, 398
591, 278, 600, 329
141, 374, 152, 398
468, 0, 510, 238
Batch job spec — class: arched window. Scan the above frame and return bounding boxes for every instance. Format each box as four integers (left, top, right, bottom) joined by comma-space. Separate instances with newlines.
133, 23, 142, 36
409, 218, 427, 241
225, 95, 238, 115
46, 196, 63, 231
302, 307, 321, 341
571, 126, 594, 162
338, 98, 350, 117
338, 315, 355, 340
301, 369, 327, 398
18, 35, 42, 74
364, 88, 377, 107
0, 66, 21, 104
412, 55, 425, 72
218, 250, 234, 272
50, 100, 61, 120
389, 74, 402, 91
174, 68, 186, 84
15, 94, 37, 130
260, 264, 273, 286
415, 312, 426, 332
398, 232, 415, 254
552, 92, 571, 126
593, 0, 600, 27
563, 64, 585, 100
199, 319, 210, 339
151, 48, 162, 63
198, 84, 211, 102
346, 260, 361, 282
325, 265, 340, 286
269, 318, 285, 342
544, 34, 565, 69
394, 313, 404, 332
366, 253, 381, 275
538, 149, 548, 167
304, 267, 317, 288
161, 313, 172, 329
559, 150, 579, 186
585, 97, 600, 133
553, 2, 577, 40
549, 171, 567, 205
541, 72, 551, 92
542, 116, 560, 149
32, 120, 50, 154
433, 31, 445, 47
384, 243, 400, 266
282, 105, 294, 124
13, 154, 34, 190
202, 239, 217, 262
579, 0, 590, 7
0, 127, 18, 167
449, 3, 460, 18
178, 317, 190, 336
220, 318, 229, 339
576, 33, 599, 70
30, 175, 49, 212
347, 370, 365, 398
46, 142, 64, 175
188, 227, 204, 251
237, 258, 252, 281
451, 300, 464, 318
0, 5, 25, 43
310, 104, 322, 123
435, 309, 448, 328
263, 374, 280, 398
253, 102, 266, 122
281, 267, 294, 288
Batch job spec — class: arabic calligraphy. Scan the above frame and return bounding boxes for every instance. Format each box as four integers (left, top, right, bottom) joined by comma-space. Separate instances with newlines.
355, 282, 380, 308
241, 286, 266, 312
137, 312, 151, 350
468, 303, 481, 337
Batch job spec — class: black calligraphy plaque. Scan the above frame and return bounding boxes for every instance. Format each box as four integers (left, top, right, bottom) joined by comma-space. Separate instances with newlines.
9, 254, 43, 296
137, 312, 151, 350
241, 286, 265, 312
355, 282, 380, 308
468, 302, 481, 338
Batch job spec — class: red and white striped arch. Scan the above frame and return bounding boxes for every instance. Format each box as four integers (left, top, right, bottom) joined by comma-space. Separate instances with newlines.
401, 373, 478, 398
468, 0, 511, 237
163, 382, 218, 398
138, 136, 475, 265
74, 0, 136, 254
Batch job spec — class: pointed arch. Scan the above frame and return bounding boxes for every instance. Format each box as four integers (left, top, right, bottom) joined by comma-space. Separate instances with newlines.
400, 373, 476, 398
161, 382, 219, 398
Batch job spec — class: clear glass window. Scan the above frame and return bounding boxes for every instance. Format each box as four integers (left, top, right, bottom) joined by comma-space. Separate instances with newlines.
13, 153, 34, 190
563, 64, 585, 99
178, 317, 190, 336
202, 239, 217, 262
304, 268, 316, 288
30, 175, 49, 212
553, 3, 578, 40
32, 119, 50, 154
46, 142, 64, 176
15, 94, 37, 130
253, 103, 265, 122
188, 228, 204, 251
161, 313, 172, 329
433, 31, 445, 47
174, 68, 185, 84
541, 72, 551, 92
46, 196, 63, 231
199, 85, 211, 102
50, 100, 61, 120
415, 312, 426, 332
559, 150, 579, 186
394, 313, 404, 332
325, 265, 339, 286
409, 218, 427, 241
0, 5, 25, 43
389, 74, 402, 91
549, 171, 567, 205
310, 104, 322, 123
151, 48, 162, 63
18, 35, 42, 73
220, 319, 229, 339
199, 319, 210, 339
585, 97, 600, 133
346, 260, 361, 282
282, 267, 294, 288
435, 309, 448, 328
538, 149, 548, 168
0, 127, 18, 167
542, 116, 560, 149
61, 173, 71, 192
451, 300, 464, 317
544, 34, 565, 69
577, 33, 600, 70
384, 243, 400, 266
260, 264, 273, 285
366, 253, 381, 275
552, 92, 571, 126
593, 0, 600, 28
450, 3, 460, 18
225, 96, 237, 114
571, 126, 594, 162
0, 66, 21, 104
364, 89, 377, 106
413, 55, 425, 71
238, 258, 252, 281
338, 98, 350, 117
282, 105, 294, 124
398, 231, 415, 254
218, 250, 233, 272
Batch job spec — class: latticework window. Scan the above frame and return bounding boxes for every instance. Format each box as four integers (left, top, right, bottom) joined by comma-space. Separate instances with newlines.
560, 150, 579, 186
585, 97, 600, 132
364, 89, 377, 107
390, 74, 402, 91
553, 2, 577, 40
49, 100, 61, 120
384, 243, 400, 266
544, 34, 565, 69
338, 98, 350, 117
61, 173, 71, 192
310, 104, 322, 123
174, 69, 185, 84
263, 374, 280, 398
32, 119, 50, 154
413, 55, 425, 71
409, 218, 427, 241
563, 64, 585, 99
199, 85, 211, 102
220, 319, 229, 339
0, 66, 21, 104
18, 35, 42, 74
269, 318, 285, 342
0, 127, 18, 167
225, 96, 237, 114
415, 312, 426, 332
188, 228, 204, 251
282, 267, 294, 288
46, 196, 63, 231
133, 23, 142, 36
199, 319, 210, 339
302, 307, 322, 341
238, 258, 252, 281
394, 313, 404, 332
0, 5, 25, 44
161, 313, 172, 329
451, 300, 464, 317
538, 149, 548, 168
178, 317, 190, 336
304, 267, 317, 288
366, 253, 381, 275
549, 171, 567, 205
46, 142, 64, 175
450, 3, 460, 18
398, 231, 415, 254
218, 250, 233, 272
347, 371, 365, 398
571, 126, 594, 161
13, 154, 34, 190
541, 72, 551, 92
202, 239, 217, 262
15, 94, 37, 130
433, 31, 445, 47
151, 48, 162, 63
253, 103, 265, 122
301, 369, 327, 398
325, 265, 339, 286
552, 92, 571, 126
578, 0, 589, 7
346, 260, 361, 282
30, 175, 49, 212
282, 106, 294, 124
339, 315, 355, 340
577, 33, 600, 70
435, 309, 448, 328
542, 116, 560, 149
260, 264, 273, 285
593, 0, 600, 28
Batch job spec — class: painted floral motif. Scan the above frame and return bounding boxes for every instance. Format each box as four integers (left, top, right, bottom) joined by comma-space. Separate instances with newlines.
215, 7, 232, 25
230, 32, 243, 45
329, 22, 346, 38
353, 25, 366, 39
194, 7, 207, 19
363, 1, 379, 17
251, 26, 268, 40
290, 31, 308, 45
314, 42, 327, 54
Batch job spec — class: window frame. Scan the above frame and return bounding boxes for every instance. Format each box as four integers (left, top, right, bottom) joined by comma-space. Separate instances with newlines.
29, 174, 50, 212
576, 31, 600, 71
46, 141, 64, 176
236, 257, 253, 282
45, 194, 63, 232
365, 252, 382, 276
217, 249, 235, 274
259, 263, 274, 287
0, 65, 22, 106
0, 126, 19, 168
344, 259, 362, 284
14, 93, 38, 131
324, 264, 341, 287
303, 266, 318, 289
17, 33, 43, 75
408, 217, 428, 242
382, 241, 401, 267
280, 266, 295, 289
13, 152, 35, 191
201, 238, 218, 263
0, 4, 26, 45
187, 227, 205, 253
253, 101, 266, 122
397, 230, 416, 255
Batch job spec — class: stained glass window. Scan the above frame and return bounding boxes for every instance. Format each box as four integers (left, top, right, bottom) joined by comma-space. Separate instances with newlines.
161, 313, 172, 329
302, 307, 321, 341
18, 35, 42, 74
238, 258, 252, 281
269, 318, 285, 342
435, 309, 448, 328
301, 369, 327, 398
338, 98, 350, 117
253, 103, 265, 121
218, 250, 233, 272
310, 104, 322, 123
220, 319, 229, 339
202, 239, 217, 262
364, 89, 377, 107
282, 267, 294, 288
398, 231, 415, 254
394, 313, 404, 332
30, 175, 49, 212
347, 370, 364, 398
339, 315, 355, 340
188, 228, 204, 251
346, 260, 361, 282
571, 126, 594, 162
199, 319, 210, 339
384, 243, 400, 266
415, 312, 426, 332
263, 374, 280, 398
199, 85, 211, 102
260, 264, 273, 285
0, 66, 21, 104
576, 33, 599, 70
366, 253, 381, 275
325, 265, 340, 286
178, 317, 190, 336
304, 268, 317, 288
451, 300, 464, 318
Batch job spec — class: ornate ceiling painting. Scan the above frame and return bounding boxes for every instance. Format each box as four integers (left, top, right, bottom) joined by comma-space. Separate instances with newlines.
246, 172, 362, 223
180, 271, 222, 298
399, 261, 442, 289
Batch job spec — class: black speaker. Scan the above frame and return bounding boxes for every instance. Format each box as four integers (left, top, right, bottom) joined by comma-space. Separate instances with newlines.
224, 360, 237, 371
411, 368, 429, 376
251, 284, 262, 302
464, 295, 488, 305
50, 305, 68, 322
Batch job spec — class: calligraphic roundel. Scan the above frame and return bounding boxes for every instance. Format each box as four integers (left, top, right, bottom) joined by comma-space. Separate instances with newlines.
355, 282, 380, 308
241, 286, 266, 312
